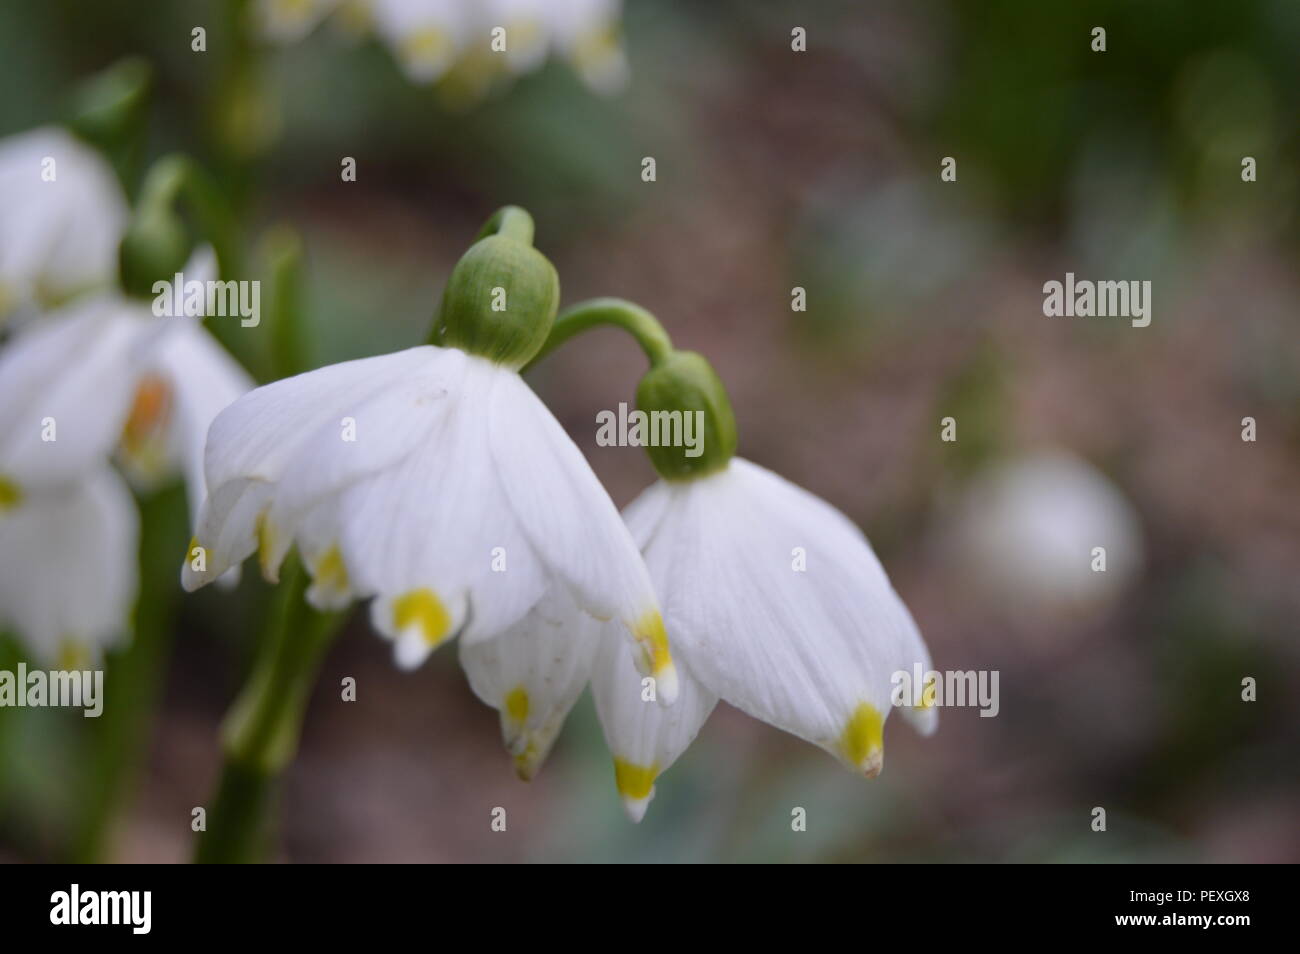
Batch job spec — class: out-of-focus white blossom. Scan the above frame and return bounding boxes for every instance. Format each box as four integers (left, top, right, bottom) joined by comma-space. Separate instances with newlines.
0, 251, 254, 660
951, 449, 1144, 617
0, 127, 127, 327
253, 0, 628, 93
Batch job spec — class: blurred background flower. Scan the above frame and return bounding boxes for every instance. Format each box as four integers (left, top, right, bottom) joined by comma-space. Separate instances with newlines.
1, 0, 1298, 862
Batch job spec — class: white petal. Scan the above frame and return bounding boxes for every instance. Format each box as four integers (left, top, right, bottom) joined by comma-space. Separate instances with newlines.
0, 127, 126, 321
133, 318, 254, 526
484, 0, 550, 72
488, 368, 677, 702
551, 0, 627, 94
0, 296, 145, 495
261, 347, 465, 577
371, 0, 472, 82
647, 458, 933, 775
0, 465, 138, 663
370, 588, 469, 670
591, 629, 716, 822
296, 503, 355, 612
459, 587, 599, 779
185, 345, 441, 587
339, 357, 548, 645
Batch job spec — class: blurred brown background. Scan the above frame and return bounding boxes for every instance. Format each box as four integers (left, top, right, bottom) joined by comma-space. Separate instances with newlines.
1, 0, 1298, 862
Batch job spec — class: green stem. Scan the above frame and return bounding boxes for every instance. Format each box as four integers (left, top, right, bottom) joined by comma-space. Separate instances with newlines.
525, 297, 674, 371
136, 155, 243, 283
71, 484, 186, 862
262, 224, 309, 381
476, 205, 535, 245
194, 556, 344, 863
64, 57, 152, 199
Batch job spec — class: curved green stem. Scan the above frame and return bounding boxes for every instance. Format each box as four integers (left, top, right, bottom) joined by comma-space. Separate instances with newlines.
262, 225, 308, 381
135, 155, 242, 283
476, 205, 535, 245
194, 556, 345, 863
65, 57, 152, 198
525, 297, 673, 371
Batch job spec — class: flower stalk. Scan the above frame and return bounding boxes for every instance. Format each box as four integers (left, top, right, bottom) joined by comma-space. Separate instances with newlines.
118, 154, 242, 301
528, 297, 737, 479
195, 555, 344, 863
72, 484, 187, 862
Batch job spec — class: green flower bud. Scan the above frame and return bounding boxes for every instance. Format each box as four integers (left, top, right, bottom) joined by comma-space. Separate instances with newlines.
435, 207, 560, 370
635, 350, 738, 480
65, 57, 151, 152
118, 206, 192, 300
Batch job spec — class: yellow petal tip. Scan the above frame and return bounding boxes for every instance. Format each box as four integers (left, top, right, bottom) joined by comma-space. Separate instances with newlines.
840, 702, 885, 776
392, 588, 453, 648
0, 475, 22, 512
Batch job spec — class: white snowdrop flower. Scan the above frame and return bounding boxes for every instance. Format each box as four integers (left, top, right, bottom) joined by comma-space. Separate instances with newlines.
252, 0, 628, 94
0, 127, 127, 326
0, 247, 250, 660
460, 326, 934, 820
0, 249, 253, 524
371, 0, 474, 84
0, 465, 138, 665
951, 449, 1144, 616
550, 0, 629, 94
181, 209, 677, 700
484, 0, 550, 74
603, 460, 937, 815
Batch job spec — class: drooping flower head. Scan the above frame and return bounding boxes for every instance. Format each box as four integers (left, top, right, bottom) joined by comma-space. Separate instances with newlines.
182, 208, 677, 712
466, 300, 937, 819
0, 247, 254, 663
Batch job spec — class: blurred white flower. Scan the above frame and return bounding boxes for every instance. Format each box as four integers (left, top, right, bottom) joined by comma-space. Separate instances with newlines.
466, 457, 936, 820
549, 0, 628, 94
951, 450, 1144, 617
0, 465, 138, 666
181, 344, 677, 700
0, 127, 127, 326
0, 251, 254, 659
371, 0, 473, 84
0, 251, 253, 517
254, 0, 628, 93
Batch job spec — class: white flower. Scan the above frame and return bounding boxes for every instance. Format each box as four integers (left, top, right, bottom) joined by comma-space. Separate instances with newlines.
253, 0, 628, 92
0, 127, 127, 325
467, 457, 936, 820
371, 0, 474, 83
0, 465, 138, 666
0, 251, 253, 518
0, 252, 254, 659
181, 343, 678, 700
951, 449, 1144, 616
549, 0, 628, 94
